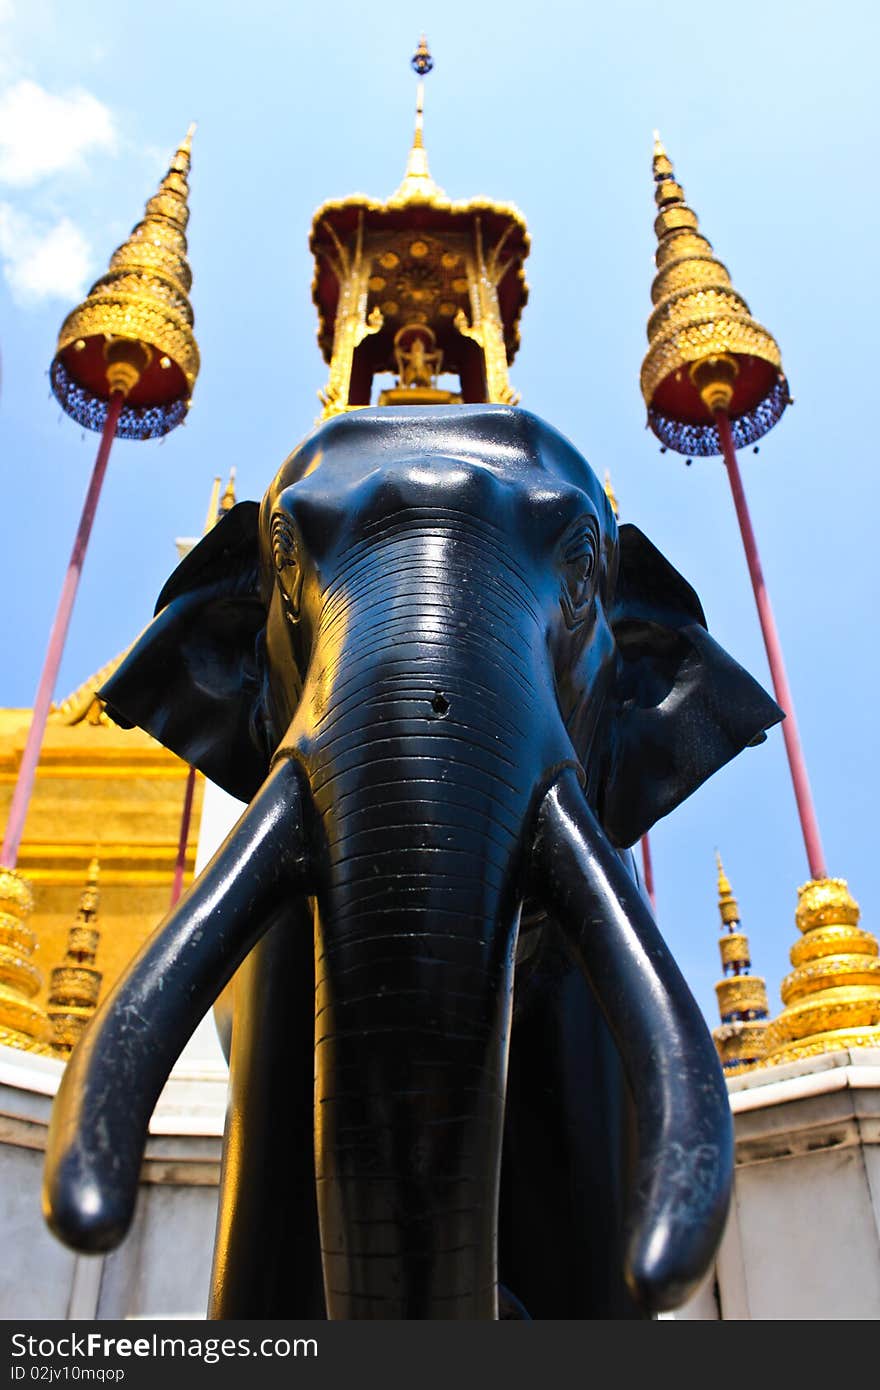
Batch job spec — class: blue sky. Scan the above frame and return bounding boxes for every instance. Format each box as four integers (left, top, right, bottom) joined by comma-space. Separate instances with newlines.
1, 0, 877, 1029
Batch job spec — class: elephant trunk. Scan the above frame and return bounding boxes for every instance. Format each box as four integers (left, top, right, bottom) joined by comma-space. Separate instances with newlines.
43, 758, 313, 1254
284, 514, 574, 1318
530, 768, 734, 1312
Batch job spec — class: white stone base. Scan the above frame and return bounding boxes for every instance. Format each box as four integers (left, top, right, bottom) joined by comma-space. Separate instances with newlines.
0, 1043, 226, 1320
673, 1047, 880, 1319
3, 1041, 878, 1319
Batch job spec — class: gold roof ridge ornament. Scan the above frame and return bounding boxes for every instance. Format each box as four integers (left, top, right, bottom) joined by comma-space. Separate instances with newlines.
51, 125, 201, 439
711, 854, 770, 1074
764, 879, 880, 1064
309, 39, 530, 418
640, 135, 789, 456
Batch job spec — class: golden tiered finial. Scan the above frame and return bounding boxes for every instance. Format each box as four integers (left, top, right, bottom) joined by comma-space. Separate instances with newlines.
0, 868, 53, 1054
390, 37, 446, 206
711, 855, 770, 1074
764, 880, 880, 1064
603, 471, 620, 521
640, 136, 789, 456
50, 126, 201, 439
46, 857, 104, 1056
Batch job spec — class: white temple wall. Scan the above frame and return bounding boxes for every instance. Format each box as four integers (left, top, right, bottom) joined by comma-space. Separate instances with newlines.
673, 1048, 880, 1320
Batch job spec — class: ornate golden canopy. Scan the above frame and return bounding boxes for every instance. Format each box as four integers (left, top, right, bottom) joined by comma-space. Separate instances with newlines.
309, 41, 530, 417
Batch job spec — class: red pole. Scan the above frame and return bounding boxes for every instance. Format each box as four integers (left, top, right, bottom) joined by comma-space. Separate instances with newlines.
169, 765, 197, 906
1, 393, 124, 868
640, 833, 657, 913
715, 408, 827, 879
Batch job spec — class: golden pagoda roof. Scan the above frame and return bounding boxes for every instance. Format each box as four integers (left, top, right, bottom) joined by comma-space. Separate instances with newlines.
309, 45, 529, 368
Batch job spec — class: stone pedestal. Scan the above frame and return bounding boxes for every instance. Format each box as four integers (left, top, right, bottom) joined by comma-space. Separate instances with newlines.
3, 1038, 877, 1317
673, 1048, 880, 1319
0, 1044, 226, 1320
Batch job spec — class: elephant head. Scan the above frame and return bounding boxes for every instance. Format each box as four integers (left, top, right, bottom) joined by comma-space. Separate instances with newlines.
43, 406, 781, 1319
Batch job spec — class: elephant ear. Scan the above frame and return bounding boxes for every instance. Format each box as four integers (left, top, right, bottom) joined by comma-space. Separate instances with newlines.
595, 523, 783, 848
100, 502, 271, 803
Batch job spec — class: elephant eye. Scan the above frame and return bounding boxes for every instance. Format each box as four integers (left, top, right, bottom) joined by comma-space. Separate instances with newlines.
271, 513, 303, 620
272, 513, 299, 575
560, 524, 597, 628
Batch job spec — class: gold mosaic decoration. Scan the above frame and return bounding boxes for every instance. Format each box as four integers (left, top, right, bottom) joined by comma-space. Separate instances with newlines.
0, 868, 53, 1055
641, 135, 789, 456
51, 127, 200, 439
764, 879, 880, 1064
711, 855, 770, 1074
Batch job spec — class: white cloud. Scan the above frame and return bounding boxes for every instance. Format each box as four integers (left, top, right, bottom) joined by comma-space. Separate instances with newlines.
0, 202, 91, 302
0, 80, 117, 186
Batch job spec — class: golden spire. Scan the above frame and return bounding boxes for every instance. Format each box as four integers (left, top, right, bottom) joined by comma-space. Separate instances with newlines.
219, 466, 237, 515
51, 126, 201, 439
764, 880, 880, 1064
0, 869, 53, 1054
47, 857, 104, 1056
389, 36, 446, 206
603, 471, 620, 520
203, 477, 222, 533
711, 855, 770, 1074
640, 135, 788, 456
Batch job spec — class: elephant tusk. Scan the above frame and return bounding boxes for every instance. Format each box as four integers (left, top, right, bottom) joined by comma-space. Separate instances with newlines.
529, 767, 733, 1313
42, 756, 314, 1254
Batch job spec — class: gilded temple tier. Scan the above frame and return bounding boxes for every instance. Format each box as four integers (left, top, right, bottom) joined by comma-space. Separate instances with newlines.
764, 879, 880, 1063
0, 868, 52, 1054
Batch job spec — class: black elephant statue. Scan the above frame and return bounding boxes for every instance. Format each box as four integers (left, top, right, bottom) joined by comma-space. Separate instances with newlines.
43, 406, 781, 1319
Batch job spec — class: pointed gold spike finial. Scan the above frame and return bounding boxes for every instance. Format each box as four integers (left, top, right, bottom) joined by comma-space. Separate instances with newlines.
716, 852, 741, 929
640, 135, 788, 456
182, 122, 196, 152
390, 36, 445, 205
652, 130, 673, 180
603, 470, 620, 520
716, 851, 734, 910
51, 129, 201, 439
204, 477, 222, 534
220, 466, 237, 514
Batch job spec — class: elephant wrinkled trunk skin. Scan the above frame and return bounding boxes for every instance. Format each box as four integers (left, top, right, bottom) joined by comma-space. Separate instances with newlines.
283, 511, 576, 1318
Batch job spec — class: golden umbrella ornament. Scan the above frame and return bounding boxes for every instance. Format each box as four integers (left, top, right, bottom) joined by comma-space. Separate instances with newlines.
1, 128, 200, 876
640, 135, 826, 882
